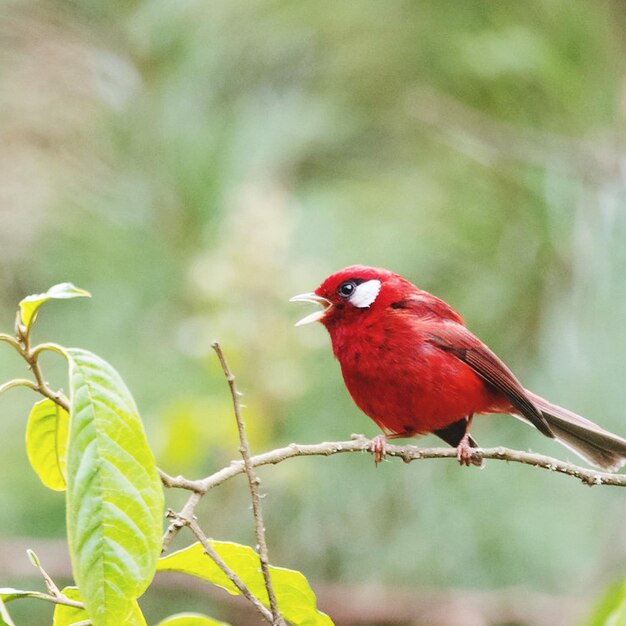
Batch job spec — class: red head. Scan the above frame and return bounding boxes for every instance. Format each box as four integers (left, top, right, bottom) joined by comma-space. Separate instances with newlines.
290, 265, 417, 329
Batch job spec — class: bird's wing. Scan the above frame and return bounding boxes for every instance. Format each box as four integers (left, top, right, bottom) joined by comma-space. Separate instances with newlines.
425, 322, 554, 438
389, 294, 465, 324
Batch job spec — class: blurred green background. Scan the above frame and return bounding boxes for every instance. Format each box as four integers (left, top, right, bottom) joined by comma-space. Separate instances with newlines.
1, 1, 626, 624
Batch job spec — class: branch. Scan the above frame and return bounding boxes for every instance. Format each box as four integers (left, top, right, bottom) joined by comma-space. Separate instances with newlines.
25, 549, 84, 611
164, 509, 274, 624
161, 345, 287, 625
33, 592, 85, 610
25, 344, 70, 412
160, 435, 626, 493
1, 322, 71, 413
0, 333, 22, 354
0, 379, 38, 394
161, 492, 202, 553
211, 342, 285, 626
23, 332, 622, 491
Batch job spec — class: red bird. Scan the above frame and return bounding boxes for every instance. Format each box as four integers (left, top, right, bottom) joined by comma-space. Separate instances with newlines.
291, 265, 626, 470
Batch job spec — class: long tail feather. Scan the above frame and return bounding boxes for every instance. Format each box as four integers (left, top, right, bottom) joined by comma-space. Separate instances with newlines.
526, 391, 626, 472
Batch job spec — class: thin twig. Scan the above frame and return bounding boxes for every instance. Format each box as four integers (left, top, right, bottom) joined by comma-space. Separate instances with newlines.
211, 342, 285, 626
28, 550, 61, 597
158, 433, 626, 596
0, 322, 70, 412
0, 379, 39, 394
33, 592, 85, 610
188, 518, 274, 624
0, 333, 22, 354
159, 469, 204, 493
161, 491, 202, 553
0, 327, 70, 412
9, 588, 85, 610
165, 510, 274, 624
27, 549, 84, 610
26, 349, 70, 412
159, 435, 626, 496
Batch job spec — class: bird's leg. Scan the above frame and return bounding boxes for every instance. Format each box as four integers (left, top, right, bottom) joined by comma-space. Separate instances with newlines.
370, 429, 416, 466
456, 434, 473, 466
456, 415, 478, 467
370, 435, 387, 465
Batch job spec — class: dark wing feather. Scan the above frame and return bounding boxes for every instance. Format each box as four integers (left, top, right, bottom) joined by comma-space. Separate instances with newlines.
427, 325, 554, 438
390, 294, 465, 324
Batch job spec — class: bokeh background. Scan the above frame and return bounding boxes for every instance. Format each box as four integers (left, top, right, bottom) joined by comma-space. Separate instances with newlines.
1, 1, 626, 624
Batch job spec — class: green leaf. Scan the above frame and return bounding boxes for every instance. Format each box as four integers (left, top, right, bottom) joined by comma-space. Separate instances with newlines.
52, 587, 85, 626
156, 613, 230, 626
0, 588, 49, 603
19, 283, 90, 329
157, 542, 333, 626
65, 349, 164, 626
584, 578, 626, 626
26, 399, 69, 491
0, 598, 15, 626
53, 587, 147, 626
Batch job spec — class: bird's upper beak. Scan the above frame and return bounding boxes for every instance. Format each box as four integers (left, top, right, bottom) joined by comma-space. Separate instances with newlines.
289, 292, 332, 326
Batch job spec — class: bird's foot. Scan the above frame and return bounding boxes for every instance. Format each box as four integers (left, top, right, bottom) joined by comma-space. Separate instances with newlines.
370, 434, 387, 466
456, 435, 482, 467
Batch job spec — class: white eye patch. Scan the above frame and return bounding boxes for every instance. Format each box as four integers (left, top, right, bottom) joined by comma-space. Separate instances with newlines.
350, 279, 382, 308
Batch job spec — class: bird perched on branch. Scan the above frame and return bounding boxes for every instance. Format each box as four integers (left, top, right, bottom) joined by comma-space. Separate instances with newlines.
291, 265, 626, 471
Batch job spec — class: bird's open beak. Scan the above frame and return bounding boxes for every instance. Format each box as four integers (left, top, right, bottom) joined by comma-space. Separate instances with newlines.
289, 292, 332, 326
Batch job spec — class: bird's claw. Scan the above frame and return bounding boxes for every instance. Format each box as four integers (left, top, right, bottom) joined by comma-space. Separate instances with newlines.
456, 435, 482, 467
456, 441, 473, 466
370, 434, 387, 465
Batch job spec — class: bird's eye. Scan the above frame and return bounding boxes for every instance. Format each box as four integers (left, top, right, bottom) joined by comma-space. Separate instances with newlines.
337, 281, 356, 299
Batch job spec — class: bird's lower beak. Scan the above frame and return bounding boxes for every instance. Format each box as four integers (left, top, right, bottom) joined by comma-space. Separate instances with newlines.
289, 292, 333, 326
